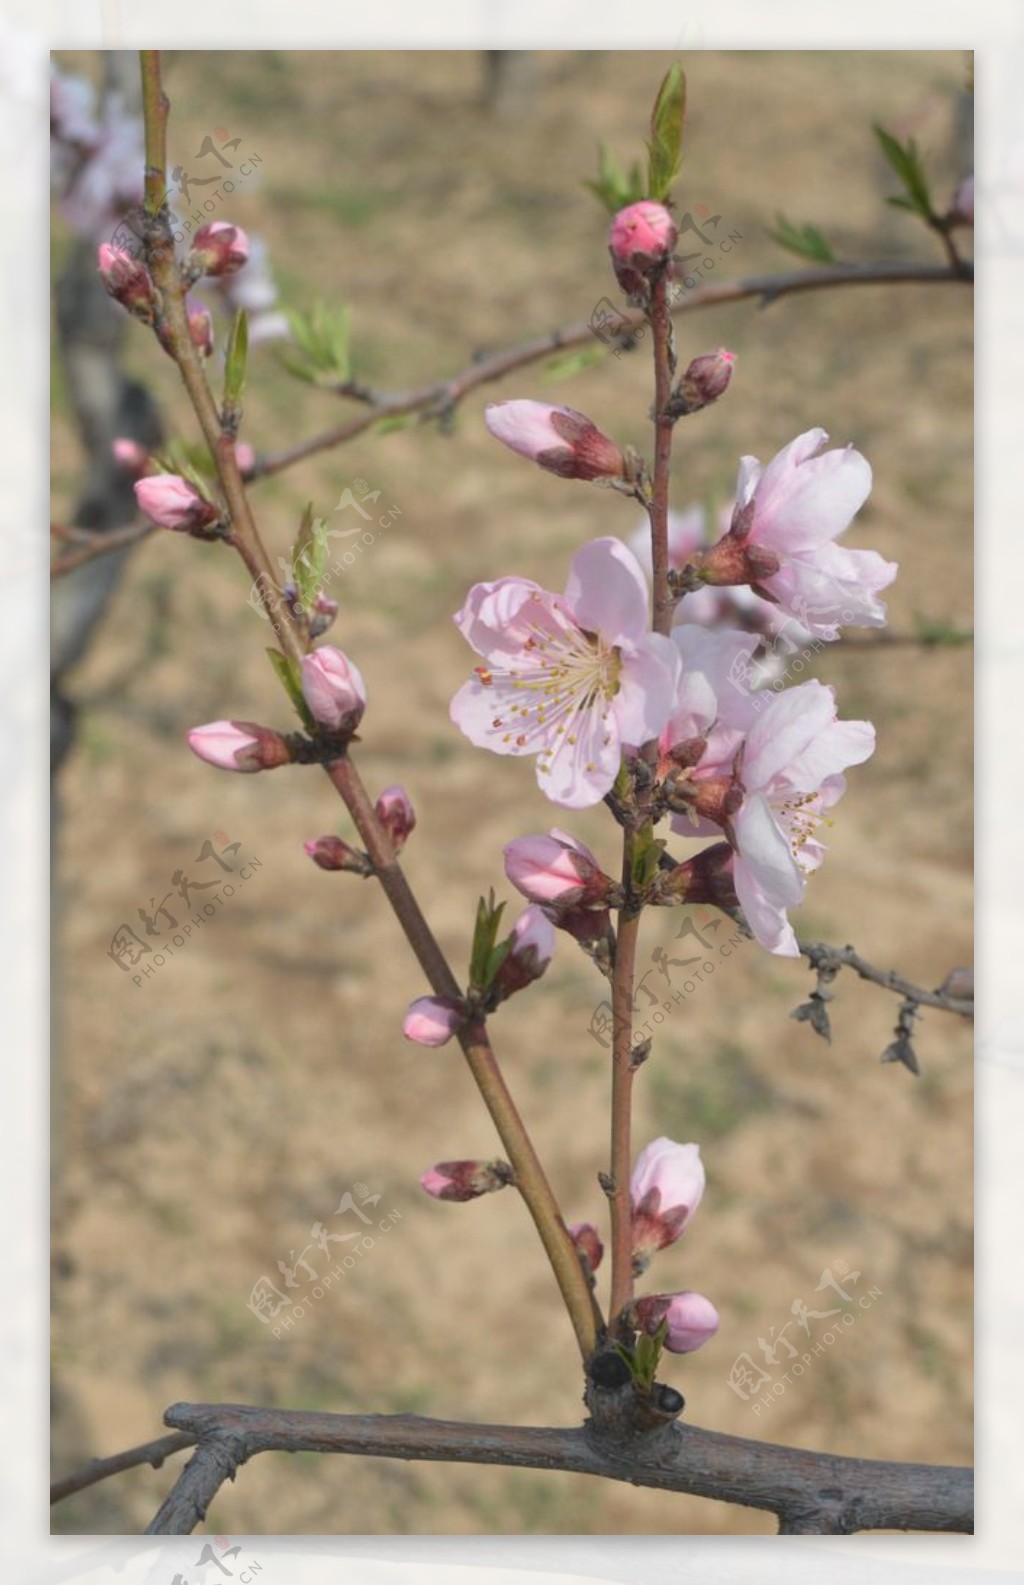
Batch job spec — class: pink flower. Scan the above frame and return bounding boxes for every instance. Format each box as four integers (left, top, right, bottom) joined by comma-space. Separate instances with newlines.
568, 1221, 604, 1277
134, 474, 219, 533
635, 1291, 720, 1354
111, 437, 148, 474
672, 348, 735, 414
484, 402, 625, 481
235, 442, 256, 475
503, 829, 607, 905
187, 720, 291, 773
420, 1160, 513, 1202
700, 429, 897, 640
723, 679, 875, 956
375, 786, 416, 851
300, 646, 367, 731
97, 243, 155, 317
450, 537, 680, 808
188, 221, 250, 278
402, 995, 466, 1047
608, 201, 678, 271
630, 1137, 705, 1271
187, 303, 214, 357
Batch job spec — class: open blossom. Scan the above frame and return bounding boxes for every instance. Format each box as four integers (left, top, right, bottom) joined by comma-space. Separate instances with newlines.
503, 829, 607, 905
450, 537, 680, 808
300, 647, 366, 731
403, 996, 466, 1047
485, 402, 625, 481
630, 1137, 705, 1271
635, 1291, 720, 1354
697, 429, 897, 640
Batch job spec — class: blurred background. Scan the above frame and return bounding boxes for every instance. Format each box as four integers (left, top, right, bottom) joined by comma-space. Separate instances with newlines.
50, 50, 972, 1535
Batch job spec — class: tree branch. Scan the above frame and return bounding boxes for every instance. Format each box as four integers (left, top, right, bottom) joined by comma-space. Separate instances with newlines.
50, 1431, 195, 1505
252, 259, 970, 481
139, 1400, 972, 1536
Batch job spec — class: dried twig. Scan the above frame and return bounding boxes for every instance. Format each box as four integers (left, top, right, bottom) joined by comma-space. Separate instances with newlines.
50, 1431, 195, 1505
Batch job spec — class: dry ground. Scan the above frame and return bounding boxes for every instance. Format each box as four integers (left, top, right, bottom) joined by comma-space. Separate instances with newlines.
51, 49, 972, 1535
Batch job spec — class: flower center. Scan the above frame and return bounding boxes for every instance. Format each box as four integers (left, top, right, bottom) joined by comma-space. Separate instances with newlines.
773, 790, 833, 873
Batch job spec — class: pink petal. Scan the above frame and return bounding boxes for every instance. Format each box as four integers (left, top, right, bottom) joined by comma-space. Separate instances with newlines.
614, 634, 680, 747
563, 537, 650, 646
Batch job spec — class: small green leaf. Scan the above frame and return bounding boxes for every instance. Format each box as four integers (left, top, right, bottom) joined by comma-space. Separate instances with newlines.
266, 647, 315, 729
223, 308, 248, 417
277, 302, 352, 386
767, 213, 837, 263
646, 62, 686, 201
541, 344, 608, 382
469, 890, 508, 993
874, 123, 934, 220
583, 142, 646, 214
372, 412, 419, 437
631, 825, 666, 891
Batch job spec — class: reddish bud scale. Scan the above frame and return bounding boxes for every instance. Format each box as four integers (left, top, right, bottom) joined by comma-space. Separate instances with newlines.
420, 1159, 514, 1202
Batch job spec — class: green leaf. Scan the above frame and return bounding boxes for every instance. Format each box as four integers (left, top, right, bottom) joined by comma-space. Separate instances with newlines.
291, 505, 329, 610
223, 308, 248, 417
583, 142, 646, 214
874, 123, 934, 220
277, 302, 351, 386
767, 213, 837, 263
469, 891, 508, 993
266, 647, 315, 729
646, 62, 686, 201
541, 344, 608, 382
371, 412, 420, 437
631, 825, 666, 891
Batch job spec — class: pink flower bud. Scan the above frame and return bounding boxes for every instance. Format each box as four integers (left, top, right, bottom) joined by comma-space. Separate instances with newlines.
951, 174, 974, 227
420, 1159, 513, 1202
111, 437, 148, 474
485, 402, 625, 482
375, 785, 416, 851
630, 1137, 705, 1271
187, 221, 250, 278
303, 835, 371, 874
402, 995, 466, 1047
188, 304, 214, 357
300, 646, 367, 731
671, 349, 735, 416
503, 829, 607, 905
134, 474, 220, 534
569, 1221, 604, 1277
492, 906, 556, 1001
608, 200, 678, 288
187, 719, 292, 773
97, 243, 156, 318
635, 1291, 720, 1354
235, 442, 256, 476
656, 843, 740, 912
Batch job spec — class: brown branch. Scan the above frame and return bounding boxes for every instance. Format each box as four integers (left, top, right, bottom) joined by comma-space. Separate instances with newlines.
253, 259, 970, 481
51, 520, 153, 578
797, 940, 973, 1019
142, 1399, 972, 1536
50, 1431, 195, 1505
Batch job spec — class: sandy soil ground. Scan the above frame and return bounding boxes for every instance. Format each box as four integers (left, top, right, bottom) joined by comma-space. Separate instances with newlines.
51, 49, 972, 1535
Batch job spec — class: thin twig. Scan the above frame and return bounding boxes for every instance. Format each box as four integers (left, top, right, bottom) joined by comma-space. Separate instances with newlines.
253, 259, 970, 481
50, 521, 153, 578
797, 939, 974, 1019
141, 1400, 973, 1536
50, 1431, 195, 1505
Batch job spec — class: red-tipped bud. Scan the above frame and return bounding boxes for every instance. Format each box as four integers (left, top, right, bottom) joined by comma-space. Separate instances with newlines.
186, 720, 292, 773
300, 646, 367, 732
303, 835, 372, 874
97, 244, 157, 319
608, 200, 678, 291
186, 221, 250, 279
569, 1221, 604, 1278
630, 1137, 705, 1273
671, 349, 735, 416
485, 402, 625, 482
402, 995, 466, 1047
504, 829, 610, 906
655, 843, 741, 912
420, 1159, 514, 1202
634, 1291, 720, 1354
134, 474, 220, 534
375, 785, 416, 852
492, 906, 555, 1001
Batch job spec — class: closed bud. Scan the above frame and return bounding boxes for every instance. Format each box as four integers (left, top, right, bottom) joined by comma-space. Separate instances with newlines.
111, 437, 149, 475
492, 906, 556, 1001
608, 200, 678, 291
155, 299, 215, 360
420, 1159, 514, 1202
485, 402, 625, 482
630, 1137, 705, 1272
635, 1291, 720, 1354
300, 646, 367, 732
569, 1221, 604, 1279
187, 719, 292, 773
303, 835, 372, 874
186, 221, 250, 280
134, 474, 220, 535
402, 995, 466, 1048
375, 785, 416, 851
670, 349, 735, 416
504, 829, 610, 906
97, 243, 157, 319
655, 843, 741, 912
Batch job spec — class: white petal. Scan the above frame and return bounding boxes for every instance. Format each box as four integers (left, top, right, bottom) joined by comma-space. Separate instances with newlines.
564, 537, 650, 646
